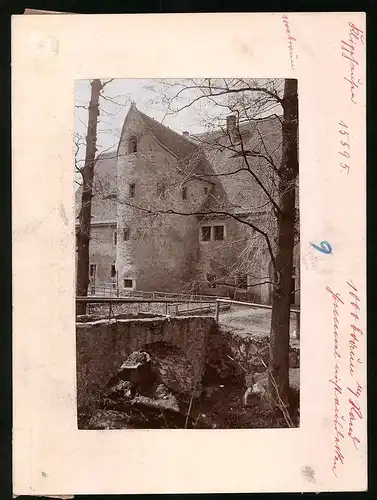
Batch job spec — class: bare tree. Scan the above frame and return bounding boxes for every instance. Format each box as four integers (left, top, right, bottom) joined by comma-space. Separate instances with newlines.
75, 78, 118, 314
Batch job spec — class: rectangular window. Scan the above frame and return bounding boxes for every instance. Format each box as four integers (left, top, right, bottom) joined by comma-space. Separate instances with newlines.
157, 182, 166, 199
113, 231, 117, 246
111, 264, 116, 278
128, 136, 137, 154
236, 274, 248, 289
182, 186, 187, 200
123, 279, 133, 289
129, 183, 135, 198
201, 226, 211, 241
89, 264, 96, 277
123, 228, 130, 241
206, 273, 216, 288
214, 225, 225, 241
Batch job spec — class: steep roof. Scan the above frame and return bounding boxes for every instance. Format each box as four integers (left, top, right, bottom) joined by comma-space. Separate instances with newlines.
193, 114, 283, 213
138, 110, 198, 160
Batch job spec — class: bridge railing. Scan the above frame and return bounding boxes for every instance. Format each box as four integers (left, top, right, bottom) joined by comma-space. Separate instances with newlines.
76, 296, 300, 339
88, 284, 226, 302
76, 296, 220, 320
214, 298, 300, 339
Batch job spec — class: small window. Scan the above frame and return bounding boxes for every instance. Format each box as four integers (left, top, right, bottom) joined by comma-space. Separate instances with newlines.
123, 279, 133, 288
206, 273, 216, 288
89, 264, 96, 277
111, 264, 116, 278
214, 225, 225, 241
128, 136, 137, 154
113, 231, 117, 246
182, 186, 188, 200
129, 183, 135, 198
157, 182, 166, 199
236, 274, 248, 289
201, 226, 211, 241
204, 187, 209, 195
123, 228, 130, 241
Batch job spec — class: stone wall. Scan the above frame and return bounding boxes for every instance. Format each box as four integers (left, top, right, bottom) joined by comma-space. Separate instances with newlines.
205, 325, 300, 381
76, 315, 215, 417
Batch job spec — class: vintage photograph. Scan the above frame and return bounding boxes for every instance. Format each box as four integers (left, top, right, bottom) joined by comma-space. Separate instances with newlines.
75, 78, 300, 430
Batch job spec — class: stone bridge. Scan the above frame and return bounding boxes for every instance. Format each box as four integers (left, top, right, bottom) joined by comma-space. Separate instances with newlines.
76, 315, 216, 415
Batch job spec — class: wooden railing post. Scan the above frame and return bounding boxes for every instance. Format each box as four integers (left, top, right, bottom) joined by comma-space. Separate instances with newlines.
296, 311, 300, 340
215, 300, 220, 323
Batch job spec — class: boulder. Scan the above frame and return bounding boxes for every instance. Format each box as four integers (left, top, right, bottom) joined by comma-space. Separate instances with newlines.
107, 350, 156, 396
106, 380, 133, 398
155, 383, 170, 400
134, 394, 180, 413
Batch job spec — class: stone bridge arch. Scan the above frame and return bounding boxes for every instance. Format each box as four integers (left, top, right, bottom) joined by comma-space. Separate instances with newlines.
76, 315, 216, 416
142, 341, 195, 394
114, 316, 210, 392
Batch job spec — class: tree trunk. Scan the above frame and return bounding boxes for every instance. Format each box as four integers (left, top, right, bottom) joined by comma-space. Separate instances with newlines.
76, 79, 103, 315
269, 79, 298, 407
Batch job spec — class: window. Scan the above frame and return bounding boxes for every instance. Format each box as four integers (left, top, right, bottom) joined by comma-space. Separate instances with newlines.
206, 273, 216, 288
182, 186, 188, 200
204, 187, 208, 195
157, 182, 166, 199
201, 226, 211, 241
214, 225, 225, 241
128, 136, 137, 154
123, 279, 133, 288
236, 274, 248, 289
129, 183, 135, 198
89, 264, 97, 277
123, 228, 130, 241
113, 231, 117, 246
111, 264, 116, 278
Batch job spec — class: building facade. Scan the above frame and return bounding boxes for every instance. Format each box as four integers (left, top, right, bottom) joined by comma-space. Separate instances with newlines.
75, 104, 300, 305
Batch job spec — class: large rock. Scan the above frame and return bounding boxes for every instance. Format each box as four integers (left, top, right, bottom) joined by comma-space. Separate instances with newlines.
107, 350, 156, 396
134, 394, 180, 413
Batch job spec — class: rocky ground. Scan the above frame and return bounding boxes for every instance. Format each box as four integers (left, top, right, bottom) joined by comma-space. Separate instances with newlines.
80, 336, 300, 430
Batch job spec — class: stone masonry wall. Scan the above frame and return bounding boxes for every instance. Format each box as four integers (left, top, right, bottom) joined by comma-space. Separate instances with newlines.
76, 315, 215, 417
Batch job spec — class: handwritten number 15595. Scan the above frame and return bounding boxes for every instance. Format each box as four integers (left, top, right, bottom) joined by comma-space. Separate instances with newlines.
339, 120, 350, 174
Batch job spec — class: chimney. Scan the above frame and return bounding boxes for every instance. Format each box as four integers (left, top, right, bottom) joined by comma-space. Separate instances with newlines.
226, 115, 237, 135
182, 131, 190, 137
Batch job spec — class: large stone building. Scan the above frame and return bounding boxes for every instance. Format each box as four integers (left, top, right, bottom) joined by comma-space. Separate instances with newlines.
75, 103, 300, 305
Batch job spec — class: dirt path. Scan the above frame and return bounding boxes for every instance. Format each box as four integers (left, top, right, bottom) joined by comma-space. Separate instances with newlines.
219, 306, 299, 340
